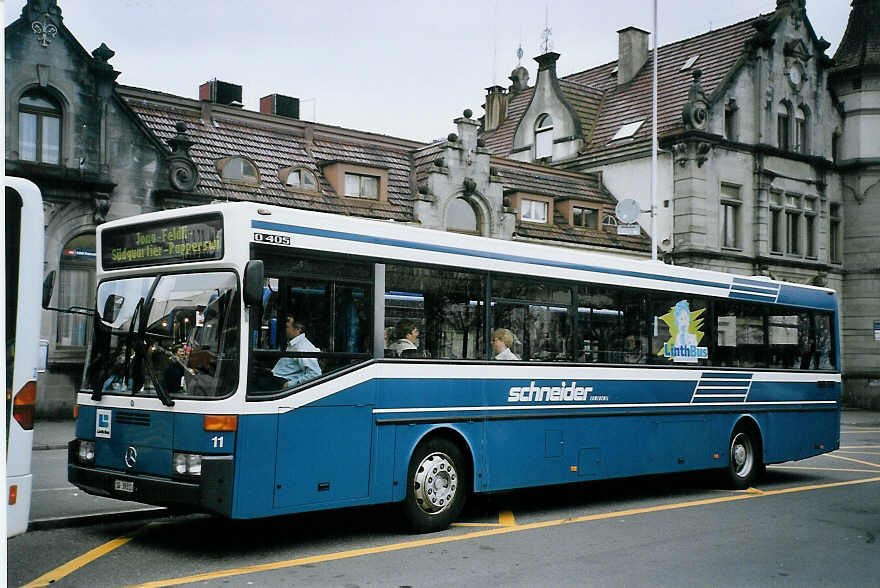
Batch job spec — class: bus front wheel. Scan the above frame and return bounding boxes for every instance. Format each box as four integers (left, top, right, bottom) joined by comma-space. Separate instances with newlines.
726, 426, 762, 490
403, 437, 467, 533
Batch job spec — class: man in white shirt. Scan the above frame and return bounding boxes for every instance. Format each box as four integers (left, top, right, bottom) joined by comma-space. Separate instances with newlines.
272, 316, 321, 386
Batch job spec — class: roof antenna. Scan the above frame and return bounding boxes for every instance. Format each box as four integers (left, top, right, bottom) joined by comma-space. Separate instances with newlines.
540, 3, 553, 53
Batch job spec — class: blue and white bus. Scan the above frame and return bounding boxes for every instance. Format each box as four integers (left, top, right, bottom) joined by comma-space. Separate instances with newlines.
5, 178, 46, 537
68, 202, 840, 532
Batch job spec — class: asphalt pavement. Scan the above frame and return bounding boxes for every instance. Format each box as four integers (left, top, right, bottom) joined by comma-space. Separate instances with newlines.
27, 408, 880, 532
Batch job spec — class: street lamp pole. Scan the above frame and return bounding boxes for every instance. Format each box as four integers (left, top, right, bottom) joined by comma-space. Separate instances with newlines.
651, 0, 659, 262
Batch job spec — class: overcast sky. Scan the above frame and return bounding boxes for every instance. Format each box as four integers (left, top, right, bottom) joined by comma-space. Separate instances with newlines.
5, 0, 851, 142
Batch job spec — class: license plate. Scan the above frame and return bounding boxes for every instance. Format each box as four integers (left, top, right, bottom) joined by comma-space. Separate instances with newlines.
114, 479, 134, 493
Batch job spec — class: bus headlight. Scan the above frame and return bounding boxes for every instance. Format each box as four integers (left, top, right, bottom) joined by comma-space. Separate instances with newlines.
173, 452, 202, 477
77, 440, 95, 465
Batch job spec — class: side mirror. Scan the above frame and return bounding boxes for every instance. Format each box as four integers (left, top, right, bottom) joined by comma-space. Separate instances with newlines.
42, 270, 56, 309
243, 260, 264, 308
103, 294, 124, 323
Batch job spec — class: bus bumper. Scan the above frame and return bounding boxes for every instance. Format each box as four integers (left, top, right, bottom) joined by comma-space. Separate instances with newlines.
67, 442, 234, 516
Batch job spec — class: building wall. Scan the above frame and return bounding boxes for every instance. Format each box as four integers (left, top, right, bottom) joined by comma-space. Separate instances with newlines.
6, 6, 166, 417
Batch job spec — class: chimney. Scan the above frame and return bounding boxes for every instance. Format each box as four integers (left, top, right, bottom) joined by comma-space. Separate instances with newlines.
199, 79, 243, 107
617, 27, 650, 86
260, 94, 300, 119
483, 86, 509, 132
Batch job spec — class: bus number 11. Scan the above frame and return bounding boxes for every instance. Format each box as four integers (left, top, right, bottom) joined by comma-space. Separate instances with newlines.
211, 436, 224, 448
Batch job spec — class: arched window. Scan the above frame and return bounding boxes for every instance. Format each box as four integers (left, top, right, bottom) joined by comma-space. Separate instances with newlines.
535, 114, 553, 160
19, 89, 61, 164
218, 156, 259, 183
446, 198, 480, 234
56, 234, 96, 347
795, 106, 809, 154
777, 102, 791, 151
280, 167, 318, 190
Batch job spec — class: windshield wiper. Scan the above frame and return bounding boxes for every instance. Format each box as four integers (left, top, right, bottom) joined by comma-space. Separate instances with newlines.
136, 298, 174, 407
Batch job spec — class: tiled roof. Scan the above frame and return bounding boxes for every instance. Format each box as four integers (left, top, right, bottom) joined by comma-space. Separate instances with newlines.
493, 159, 649, 252
119, 86, 648, 253
481, 15, 765, 157
120, 87, 422, 222
831, 0, 880, 77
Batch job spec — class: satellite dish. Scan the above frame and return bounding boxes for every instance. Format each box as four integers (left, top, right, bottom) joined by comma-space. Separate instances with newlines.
615, 199, 641, 224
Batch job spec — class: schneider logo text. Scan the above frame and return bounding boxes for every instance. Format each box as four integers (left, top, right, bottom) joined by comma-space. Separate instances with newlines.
508, 381, 593, 402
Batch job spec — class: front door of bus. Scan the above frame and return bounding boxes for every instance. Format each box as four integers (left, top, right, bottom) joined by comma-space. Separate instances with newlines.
273, 404, 372, 508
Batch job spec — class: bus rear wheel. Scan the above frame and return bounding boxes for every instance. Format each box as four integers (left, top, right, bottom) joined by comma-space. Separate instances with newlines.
726, 427, 762, 490
403, 438, 467, 533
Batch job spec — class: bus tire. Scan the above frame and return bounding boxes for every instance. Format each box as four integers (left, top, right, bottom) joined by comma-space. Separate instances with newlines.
403, 437, 467, 533
726, 425, 762, 490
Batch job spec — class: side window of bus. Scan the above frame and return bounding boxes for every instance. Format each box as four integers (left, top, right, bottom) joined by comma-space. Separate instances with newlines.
768, 310, 811, 369
813, 312, 835, 370
385, 264, 485, 359
249, 251, 373, 396
577, 286, 646, 364
492, 276, 572, 362
649, 295, 710, 366
715, 302, 767, 368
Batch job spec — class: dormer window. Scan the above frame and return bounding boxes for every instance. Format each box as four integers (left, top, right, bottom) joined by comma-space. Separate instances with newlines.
680, 55, 700, 71
218, 156, 259, 184
610, 120, 644, 142
521, 198, 548, 223
535, 114, 554, 160
280, 167, 318, 191
344, 172, 379, 199
19, 89, 62, 164
572, 206, 598, 229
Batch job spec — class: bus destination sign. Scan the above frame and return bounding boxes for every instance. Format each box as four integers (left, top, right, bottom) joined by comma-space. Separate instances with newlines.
102, 214, 224, 269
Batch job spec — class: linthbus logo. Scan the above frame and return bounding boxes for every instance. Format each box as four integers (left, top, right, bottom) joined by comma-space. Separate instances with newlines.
507, 381, 598, 403
658, 300, 708, 363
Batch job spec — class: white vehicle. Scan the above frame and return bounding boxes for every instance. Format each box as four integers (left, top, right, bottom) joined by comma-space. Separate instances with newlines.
4, 177, 45, 537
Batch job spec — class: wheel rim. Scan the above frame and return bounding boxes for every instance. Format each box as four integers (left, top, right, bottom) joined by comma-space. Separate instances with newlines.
413, 451, 457, 515
731, 432, 754, 479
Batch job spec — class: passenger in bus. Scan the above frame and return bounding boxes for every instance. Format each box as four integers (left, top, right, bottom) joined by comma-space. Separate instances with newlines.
272, 316, 322, 386
492, 328, 520, 360
622, 334, 645, 364
162, 344, 188, 394
388, 319, 429, 358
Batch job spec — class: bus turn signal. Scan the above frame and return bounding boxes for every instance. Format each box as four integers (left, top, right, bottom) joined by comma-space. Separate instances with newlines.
204, 415, 237, 432
13, 381, 36, 430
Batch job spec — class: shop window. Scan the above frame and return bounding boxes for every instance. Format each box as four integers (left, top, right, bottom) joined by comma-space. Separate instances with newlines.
56, 234, 96, 347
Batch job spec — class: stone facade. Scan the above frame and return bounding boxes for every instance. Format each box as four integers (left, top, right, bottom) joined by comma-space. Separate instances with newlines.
6, 1, 168, 416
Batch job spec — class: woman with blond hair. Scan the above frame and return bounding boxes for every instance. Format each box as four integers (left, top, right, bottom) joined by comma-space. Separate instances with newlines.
492, 328, 520, 360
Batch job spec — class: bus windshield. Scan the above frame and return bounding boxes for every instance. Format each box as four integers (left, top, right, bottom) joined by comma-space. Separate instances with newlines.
85, 271, 240, 400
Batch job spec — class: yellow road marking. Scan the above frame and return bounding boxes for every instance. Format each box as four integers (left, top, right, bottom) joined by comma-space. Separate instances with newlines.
126, 476, 880, 588
499, 510, 517, 526
825, 454, 880, 469
745, 487, 764, 495
451, 522, 507, 528
836, 450, 880, 456
22, 531, 139, 587
769, 465, 880, 474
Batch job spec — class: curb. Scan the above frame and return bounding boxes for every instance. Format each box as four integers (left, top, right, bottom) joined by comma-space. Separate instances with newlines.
33, 443, 69, 451
29, 507, 168, 531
